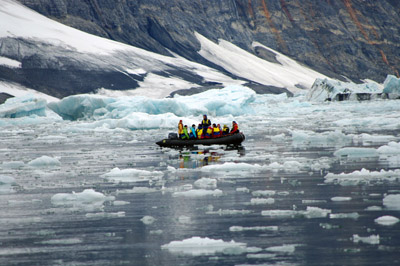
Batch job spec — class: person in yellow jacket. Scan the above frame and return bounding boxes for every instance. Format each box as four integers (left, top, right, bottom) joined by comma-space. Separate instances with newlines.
197, 124, 203, 139
178, 120, 184, 138
212, 123, 221, 137
205, 125, 213, 138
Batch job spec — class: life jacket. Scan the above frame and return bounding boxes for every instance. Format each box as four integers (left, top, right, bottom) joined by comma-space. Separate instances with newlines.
213, 127, 221, 136
197, 129, 203, 139
202, 119, 211, 128
231, 123, 239, 134
222, 126, 229, 135
206, 126, 213, 136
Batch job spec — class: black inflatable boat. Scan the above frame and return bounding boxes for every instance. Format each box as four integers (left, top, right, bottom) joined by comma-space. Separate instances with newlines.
156, 132, 245, 147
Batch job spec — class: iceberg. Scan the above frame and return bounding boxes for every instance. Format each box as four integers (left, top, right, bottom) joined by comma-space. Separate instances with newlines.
0, 95, 61, 126
306, 78, 382, 102
383, 75, 400, 97
383, 194, 400, 210
48, 85, 256, 121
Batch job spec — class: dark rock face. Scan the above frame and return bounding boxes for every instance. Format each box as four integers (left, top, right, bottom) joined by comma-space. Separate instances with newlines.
5, 0, 400, 97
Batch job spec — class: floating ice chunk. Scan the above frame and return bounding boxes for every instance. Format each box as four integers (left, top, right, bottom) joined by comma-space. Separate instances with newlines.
41, 238, 83, 245
265, 244, 297, 253
161, 237, 247, 256
141, 216, 156, 225
268, 161, 303, 172
377, 141, 400, 154
172, 189, 223, 198
383, 74, 400, 95
291, 129, 352, 148
383, 194, 400, 210
365, 206, 382, 211
236, 187, 250, 193
250, 198, 275, 205
178, 215, 192, 224
201, 162, 266, 173
324, 168, 400, 186
334, 147, 378, 158
352, 234, 380, 245
331, 197, 352, 202
0, 95, 56, 119
252, 190, 276, 197
307, 78, 382, 102
0, 175, 15, 184
261, 210, 298, 218
116, 187, 158, 194
1, 161, 25, 169
261, 207, 331, 219
85, 212, 126, 219
113, 200, 130, 206
206, 209, 252, 216
374, 215, 399, 226
329, 212, 359, 219
229, 226, 278, 232
102, 167, 163, 183
28, 156, 61, 168
0, 175, 16, 194
194, 178, 217, 189
51, 189, 115, 211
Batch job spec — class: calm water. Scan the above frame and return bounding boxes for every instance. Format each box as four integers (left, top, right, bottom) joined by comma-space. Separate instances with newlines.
1, 113, 400, 266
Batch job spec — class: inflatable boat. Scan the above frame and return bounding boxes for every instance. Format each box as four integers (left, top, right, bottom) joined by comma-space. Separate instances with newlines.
156, 132, 245, 147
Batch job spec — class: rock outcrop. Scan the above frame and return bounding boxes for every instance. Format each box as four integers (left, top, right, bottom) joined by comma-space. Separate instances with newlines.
2, 0, 399, 97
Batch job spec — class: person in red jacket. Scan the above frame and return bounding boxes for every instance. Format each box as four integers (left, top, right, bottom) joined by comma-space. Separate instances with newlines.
230, 121, 239, 134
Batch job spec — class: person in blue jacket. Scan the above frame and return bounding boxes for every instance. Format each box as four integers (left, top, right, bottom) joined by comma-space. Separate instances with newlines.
189, 124, 197, 139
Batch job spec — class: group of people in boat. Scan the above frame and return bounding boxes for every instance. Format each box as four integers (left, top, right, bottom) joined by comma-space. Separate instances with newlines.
178, 115, 239, 140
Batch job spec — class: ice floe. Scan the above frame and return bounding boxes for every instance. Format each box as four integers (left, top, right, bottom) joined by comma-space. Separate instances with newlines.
194, 178, 217, 189
161, 236, 248, 256
383, 194, 400, 210
101, 167, 163, 183
28, 156, 61, 168
324, 168, 400, 186
261, 207, 331, 219
229, 226, 278, 232
51, 189, 115, 212
141, 216, 156, 225
172, 189, 223, 198
265, 244, 297, 253
352, 234, 380, 245
374, 215, 399, 226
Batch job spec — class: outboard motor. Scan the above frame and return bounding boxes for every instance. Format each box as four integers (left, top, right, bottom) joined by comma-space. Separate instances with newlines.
168, 133, 178, 139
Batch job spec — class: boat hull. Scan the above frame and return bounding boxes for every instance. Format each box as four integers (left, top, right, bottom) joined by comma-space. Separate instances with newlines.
156, 133, 245, 147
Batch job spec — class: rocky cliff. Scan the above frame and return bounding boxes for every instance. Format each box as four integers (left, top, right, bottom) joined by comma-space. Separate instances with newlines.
2, 0, 400, 98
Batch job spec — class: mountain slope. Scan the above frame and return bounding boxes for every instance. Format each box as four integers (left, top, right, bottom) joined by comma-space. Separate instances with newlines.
17, 0, 400, 82
0, 0, 326, 98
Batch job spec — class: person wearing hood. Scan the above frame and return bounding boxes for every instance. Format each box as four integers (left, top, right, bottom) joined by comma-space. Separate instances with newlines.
178, 120, 184, 138
189, 124, 197, 139
222, 124, 230, 135
201, 115, 211, 138
182, 125, 190, 139
230, 121, 239, 134
196, 124, 203, 139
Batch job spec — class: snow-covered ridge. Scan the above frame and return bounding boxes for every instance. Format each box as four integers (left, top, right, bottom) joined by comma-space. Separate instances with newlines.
1, 0, 330, 99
